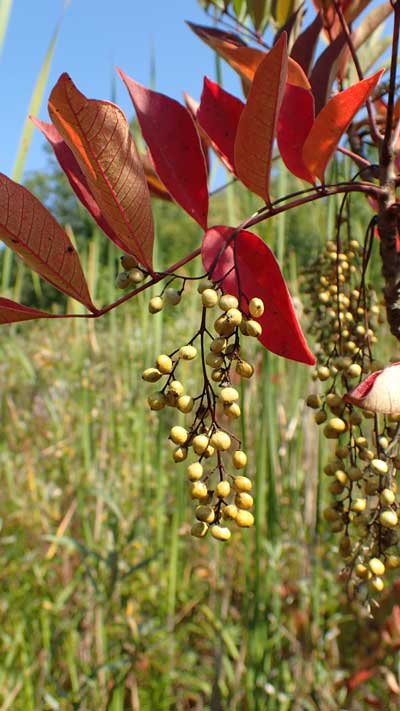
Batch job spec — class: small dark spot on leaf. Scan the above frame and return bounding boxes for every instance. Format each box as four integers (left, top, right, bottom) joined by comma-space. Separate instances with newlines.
66, 246, 74, 253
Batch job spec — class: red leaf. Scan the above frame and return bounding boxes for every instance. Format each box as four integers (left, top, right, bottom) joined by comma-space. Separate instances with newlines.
277, 83, 315, 183
290, 11, 323, 76
347, 668, 376, 691
118, 68, 209, 229
31, 118, 126, 251
303, 70, 383, 182
197, 78, 244, 174
344, 362, 400, 413
310, 32, 347, 114
182, 92, 210, 175
48, 73, 154, 271
234, 34, 288, 202
201, 225, 315, 365
0, 297, 61, 325
0, 173, 95, 311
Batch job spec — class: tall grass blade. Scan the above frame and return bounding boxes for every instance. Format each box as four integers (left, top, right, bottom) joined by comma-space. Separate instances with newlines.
0, 0, 12, 58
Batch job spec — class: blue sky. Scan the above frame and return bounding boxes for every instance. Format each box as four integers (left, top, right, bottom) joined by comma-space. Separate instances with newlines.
0, 0, 242, 179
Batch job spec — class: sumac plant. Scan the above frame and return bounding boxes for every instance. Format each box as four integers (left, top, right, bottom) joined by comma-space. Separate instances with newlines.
2, 0, 400, 595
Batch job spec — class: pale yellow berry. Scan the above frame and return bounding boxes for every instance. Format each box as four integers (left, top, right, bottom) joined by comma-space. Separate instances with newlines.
314, 410, 327, 424
235, 510, 254, 527
347, 363, 362, 378
210, 337, 227, 354
225, 307, 242, 326
206, 352, 224, 368
156, 354, 173, 374
128, 267, 145, 284
197, 279, 214, 293
369, 558, 385, 576
192, 434, 209, 455
210, 431, 231, 451
386, 555, 400, 569
236, 361, 254, 378
203, 444, 215, 459
380, 489, 395, 506
170, 426, 188, 445
351, 498, 367, 513
219, 294, 238, 311
219, 387, 239, 404
317, 366, 331, 381
233, 476, 252, 492
215, 481, 231, 498
168, 380, 184, 397
249, 297, 264, 317
190, 481, 209, 500
371, 459, 388, 475
177, 395, 194, 414
224, 402, 241, 419
223, 504, 238, 520
116, 272, 131, 289
195, 505, 215, 523
233, 450, 247, 469
211, 525, 231, 541
165, 288, 181, 305
379, 510, 398, 528
322, 507, 341, 522
120, 254, 138, 270
187, 462, 203, 481
306, 394, 322, 409
371, 576, 384, 592
149, 296, 164, 313
191, 521, 208, 538
355, 563, 369, 579
211, 368, 224, 382
142, 368, 162, 383
179, 345, 197, 360
202, 288, 218, 307
235, 492, 253, 510
173, 446, 188, 463
246, 319, 262, 337
323, 418, 347, 438
214, 315, 236, 337
148, 392, 166, 411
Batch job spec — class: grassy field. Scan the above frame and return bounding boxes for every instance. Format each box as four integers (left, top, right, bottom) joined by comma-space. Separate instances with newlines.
1, 179, 400, 711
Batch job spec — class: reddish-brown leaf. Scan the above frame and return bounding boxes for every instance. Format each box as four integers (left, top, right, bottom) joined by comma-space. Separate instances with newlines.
344, 362, 400, 413
48, 73, 154, 271
277, 83, 315, 183
0, 297, 61, 325
347, 668, 376, 691
31, 118, 127, 251
290, 11, 323, 76
197, 78, 244, 173
201, 225, 315, 364
118, 69, 209, 229
141, 151, 172, 201
274, 5, 305, 47
187, 21, 310, 91
0, 173, 95, 310
303, 70, 383, 182
310, 32, 347, 114
234, 34, 288, 202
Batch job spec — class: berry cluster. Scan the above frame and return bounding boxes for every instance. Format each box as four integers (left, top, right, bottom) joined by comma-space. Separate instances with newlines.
142, 279, 264, 540
304, 239, 400, 597
115, 254, 149, 288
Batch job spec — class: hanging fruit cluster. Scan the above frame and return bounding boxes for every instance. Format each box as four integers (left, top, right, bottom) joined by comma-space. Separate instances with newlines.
139, 278, 265, 541
303, 236, 400, 597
